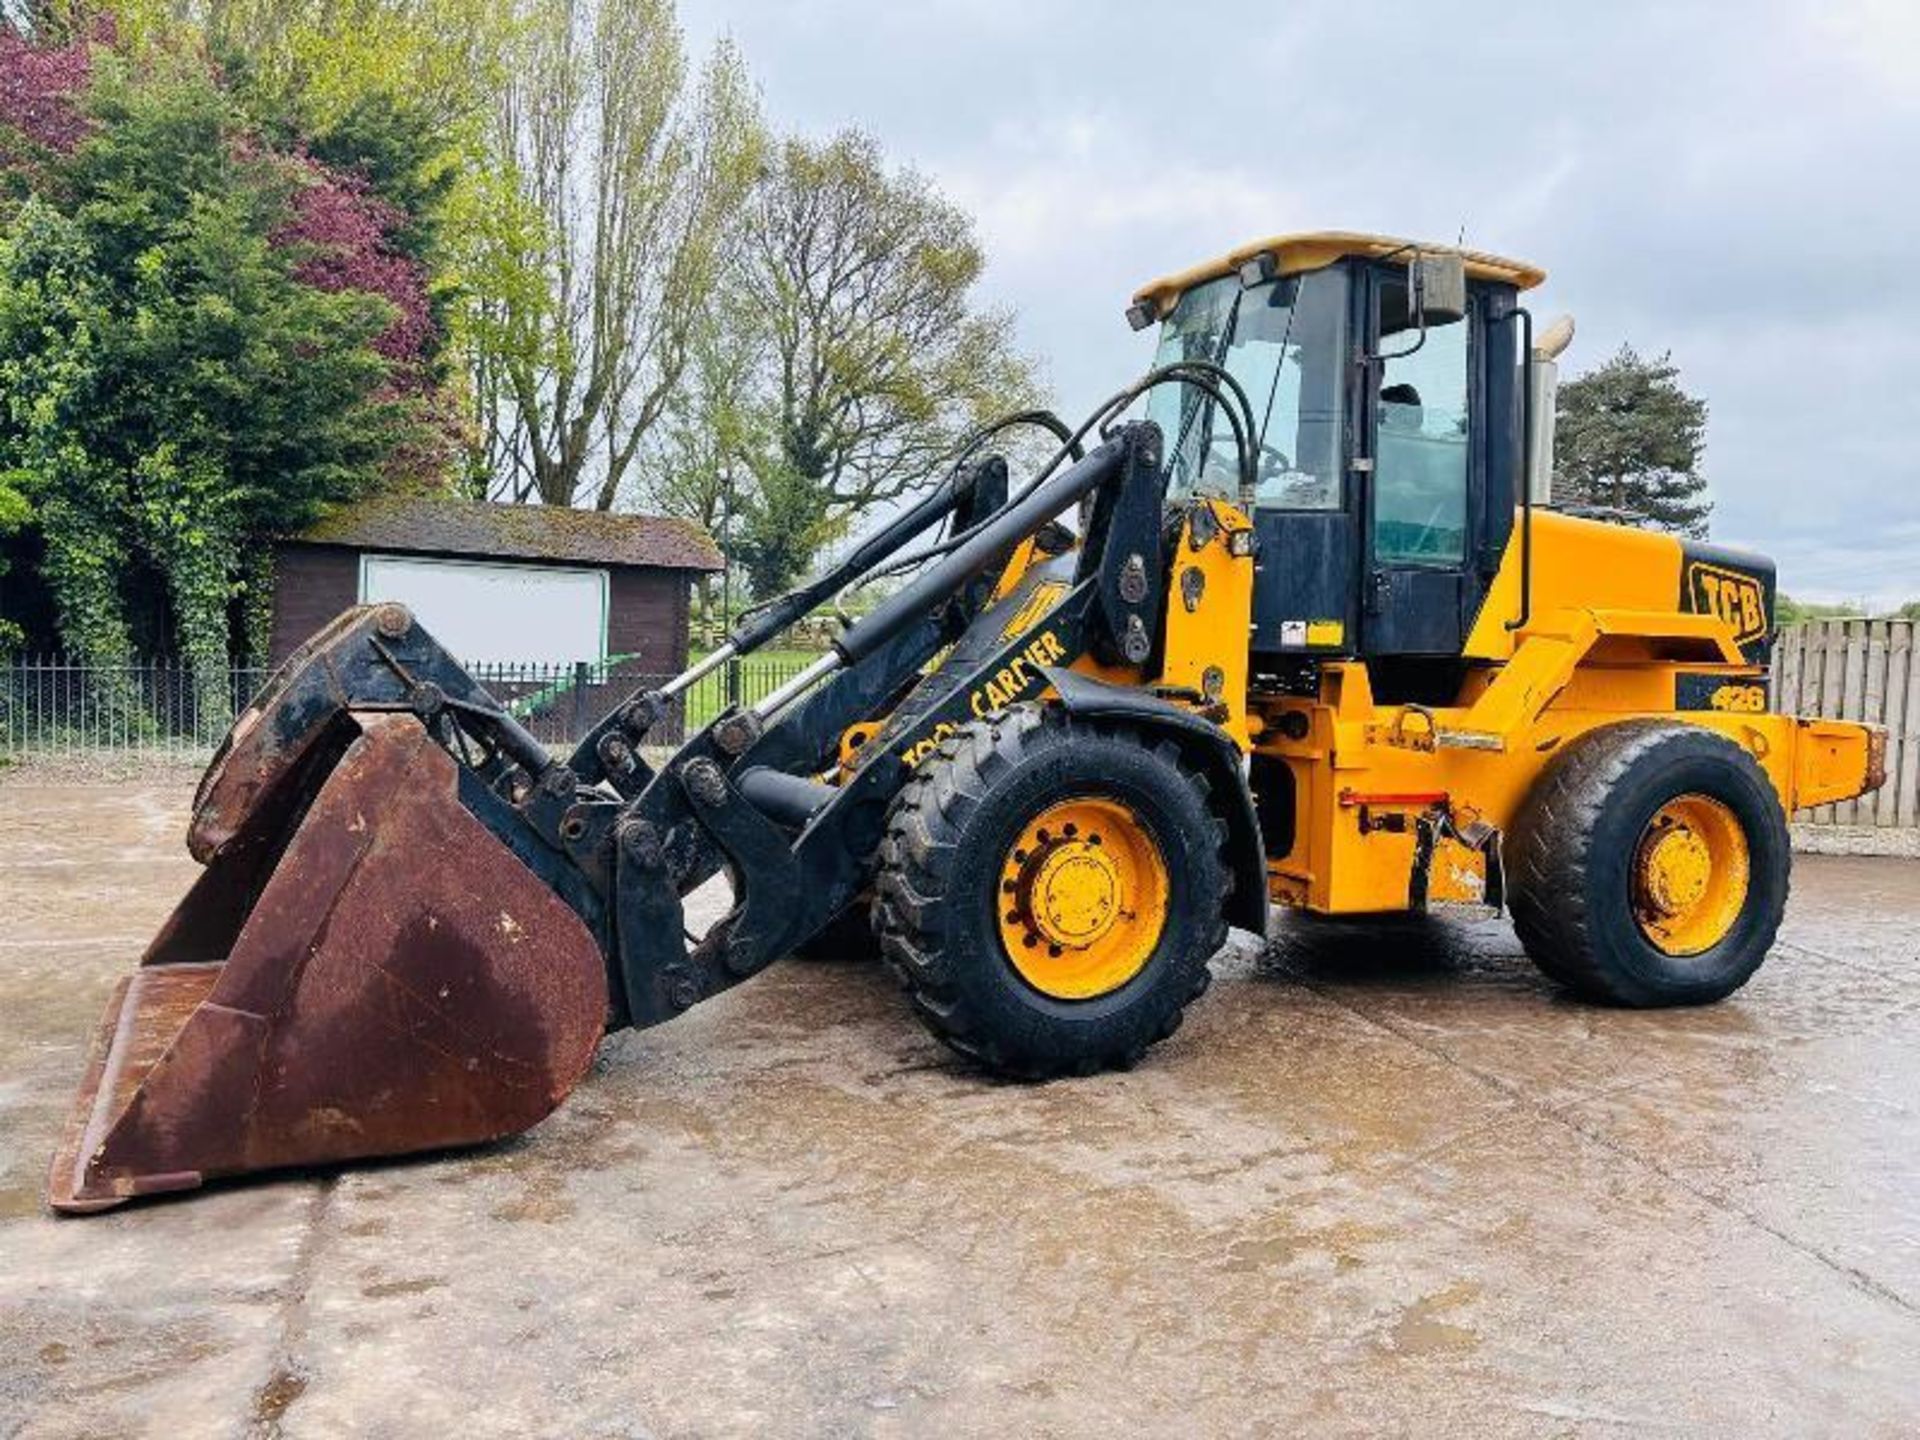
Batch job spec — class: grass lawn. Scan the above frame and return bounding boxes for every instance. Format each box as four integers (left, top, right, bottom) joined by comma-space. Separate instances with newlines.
688, 646, 823, 670
682, 646, 824, 732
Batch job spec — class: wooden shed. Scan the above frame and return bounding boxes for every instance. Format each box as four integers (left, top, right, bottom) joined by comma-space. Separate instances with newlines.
271, 496, 723, 670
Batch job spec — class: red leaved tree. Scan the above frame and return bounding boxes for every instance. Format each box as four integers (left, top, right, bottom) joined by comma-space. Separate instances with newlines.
273, 159, 436, 375
0, 19, 97, 160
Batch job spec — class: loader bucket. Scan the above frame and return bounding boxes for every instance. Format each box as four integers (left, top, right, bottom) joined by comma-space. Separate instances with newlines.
187, 603, 409, 865
47, 709, 608, 1213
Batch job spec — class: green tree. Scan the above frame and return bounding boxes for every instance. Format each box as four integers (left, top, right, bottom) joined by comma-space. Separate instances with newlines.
106, 0, 504, 145
1775, 593, 1864, 625
1555, 344, 1711, 537
195, 0, 506, 326
0, 47, 412, 710
723, 130, 1038, 596
0, 303, 33, 655
732, 462, 838, 603
473, 0, 760, 510
0, 201, 140, 708
0, 472, 25, 652
649, 303, 762, 620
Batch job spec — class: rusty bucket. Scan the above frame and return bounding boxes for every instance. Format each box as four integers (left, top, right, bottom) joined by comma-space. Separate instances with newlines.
47, 709, 608, 1213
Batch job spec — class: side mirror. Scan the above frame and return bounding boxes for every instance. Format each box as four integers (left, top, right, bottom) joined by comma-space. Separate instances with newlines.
1411, 251, 1467, 327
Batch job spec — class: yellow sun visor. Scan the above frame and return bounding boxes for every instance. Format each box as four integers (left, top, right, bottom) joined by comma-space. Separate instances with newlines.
1131, 230, 1546, 323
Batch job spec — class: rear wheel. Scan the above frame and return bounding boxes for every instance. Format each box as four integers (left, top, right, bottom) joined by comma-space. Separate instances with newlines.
874, 705, 1227, 1077
1508, 720, 1791, 1006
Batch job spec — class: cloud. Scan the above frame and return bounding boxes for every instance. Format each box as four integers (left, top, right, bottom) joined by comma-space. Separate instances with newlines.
682, 0, 1919, 608
1813, 0, 1920, 108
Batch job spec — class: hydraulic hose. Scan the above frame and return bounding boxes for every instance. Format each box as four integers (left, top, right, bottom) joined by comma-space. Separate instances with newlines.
855, 360, 1259, 588
752, 434, 1142, 720
726, 467, 976, 655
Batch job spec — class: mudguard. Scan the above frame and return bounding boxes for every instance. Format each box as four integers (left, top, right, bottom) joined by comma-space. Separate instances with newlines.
1042, 667, 1269, 935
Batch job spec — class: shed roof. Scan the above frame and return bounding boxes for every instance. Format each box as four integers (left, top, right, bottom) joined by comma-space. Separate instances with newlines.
293, 495, 723, 572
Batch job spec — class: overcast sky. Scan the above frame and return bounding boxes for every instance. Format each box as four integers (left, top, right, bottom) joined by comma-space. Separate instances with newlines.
681, 0, 1917, 609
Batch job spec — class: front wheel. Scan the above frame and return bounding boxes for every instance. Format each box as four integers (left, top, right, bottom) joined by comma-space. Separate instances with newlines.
874, 705, 1228, 1078
1507, 720, 1791, 1006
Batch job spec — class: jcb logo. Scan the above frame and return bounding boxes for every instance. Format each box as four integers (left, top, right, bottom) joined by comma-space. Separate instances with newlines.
1687, 562, 1768, 646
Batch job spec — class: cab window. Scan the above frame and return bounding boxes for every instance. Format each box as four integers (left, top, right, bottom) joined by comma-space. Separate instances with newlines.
1372, 281, 1469, 566
1147, 269, 1347, 509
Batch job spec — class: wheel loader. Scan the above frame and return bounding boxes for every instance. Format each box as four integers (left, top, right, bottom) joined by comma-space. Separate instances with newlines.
48, 231, 1887, 1212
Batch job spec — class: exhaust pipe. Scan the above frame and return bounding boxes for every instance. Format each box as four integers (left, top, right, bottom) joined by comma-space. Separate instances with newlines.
1527, 313, 1575, 507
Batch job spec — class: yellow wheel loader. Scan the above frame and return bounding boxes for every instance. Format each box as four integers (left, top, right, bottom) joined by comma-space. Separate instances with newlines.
48, 232, 1887, 1211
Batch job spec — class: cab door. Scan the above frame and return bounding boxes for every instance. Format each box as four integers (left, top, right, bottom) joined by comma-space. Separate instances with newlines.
1360, 266, 1480, 656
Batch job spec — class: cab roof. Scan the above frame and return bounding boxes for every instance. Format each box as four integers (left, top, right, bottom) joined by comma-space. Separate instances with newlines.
1132, 230, 1547, 318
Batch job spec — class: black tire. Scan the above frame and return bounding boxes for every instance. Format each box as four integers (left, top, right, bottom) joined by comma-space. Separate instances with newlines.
791, 899, 880, 962
1507, 720, 1791, 1006
873, 704, 1228, 1078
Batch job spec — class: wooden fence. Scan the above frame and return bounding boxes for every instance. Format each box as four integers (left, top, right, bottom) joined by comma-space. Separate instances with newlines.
1772, 619, 1917, 829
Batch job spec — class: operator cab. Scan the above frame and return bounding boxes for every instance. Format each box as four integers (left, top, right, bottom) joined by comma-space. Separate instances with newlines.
1132, 232, 1544, 668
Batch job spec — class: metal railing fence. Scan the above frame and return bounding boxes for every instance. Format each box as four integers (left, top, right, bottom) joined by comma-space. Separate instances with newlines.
0, 656, 272, 757
0, 652, 817, 760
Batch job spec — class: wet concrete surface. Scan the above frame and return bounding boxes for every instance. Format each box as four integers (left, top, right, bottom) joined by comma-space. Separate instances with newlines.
1, 777, 1917, 1436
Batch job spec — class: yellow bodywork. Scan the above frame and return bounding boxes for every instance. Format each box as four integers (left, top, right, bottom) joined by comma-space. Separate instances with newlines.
1241, 512, 1883, 914
1040, 226, 1883, 922
968, 498, 1882, 920
847, 471, 1881, 926
1158, 498, 1258, 748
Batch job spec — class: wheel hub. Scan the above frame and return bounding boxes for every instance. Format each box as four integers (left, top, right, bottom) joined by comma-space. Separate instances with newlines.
1639, 824, 1712, 916
1631, 794, 1751, 956
997, 797, 1169, 1000
1027, 843, 1121, 946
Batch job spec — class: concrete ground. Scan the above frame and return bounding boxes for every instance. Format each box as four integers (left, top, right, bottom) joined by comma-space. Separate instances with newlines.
1, 778, 1917, 1438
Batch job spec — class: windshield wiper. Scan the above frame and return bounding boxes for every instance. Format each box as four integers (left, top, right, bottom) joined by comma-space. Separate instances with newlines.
1256, 294, 1301, 459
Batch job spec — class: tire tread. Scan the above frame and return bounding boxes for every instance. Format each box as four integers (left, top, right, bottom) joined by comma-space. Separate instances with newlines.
1507, 719, 1791, 1004
873, 704, 1227, 1077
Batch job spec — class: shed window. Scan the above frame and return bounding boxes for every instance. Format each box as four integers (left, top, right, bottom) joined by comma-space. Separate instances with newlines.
359, 555, 609, 665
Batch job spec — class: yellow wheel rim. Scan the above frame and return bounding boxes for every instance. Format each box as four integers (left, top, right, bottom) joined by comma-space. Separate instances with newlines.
996, 797, 1170, 1000
1631, 794, 1750, 956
